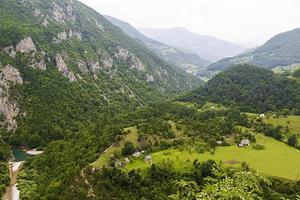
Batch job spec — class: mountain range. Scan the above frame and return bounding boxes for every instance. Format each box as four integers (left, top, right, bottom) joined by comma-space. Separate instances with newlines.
208, 28, 300, 72
105, 15, 210, 74
0, 0, 201, 146
139, 27, 245, 61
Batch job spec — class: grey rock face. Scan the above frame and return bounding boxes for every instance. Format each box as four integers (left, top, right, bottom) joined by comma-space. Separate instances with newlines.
3, 46, 16, 58
58, 31, 68, 40
42, 19, 49, 27
0, 64, 23, 131
55, 54, 77, 82
52, 3, 65, 23
16, 37, 36, 53
77, 61, 89, 74
87, 60, 101, 73
114, 46, 145, 71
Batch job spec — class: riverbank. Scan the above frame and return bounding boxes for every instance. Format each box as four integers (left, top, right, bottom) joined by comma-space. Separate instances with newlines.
2, 162, 23, 200
2, 148, 43, 200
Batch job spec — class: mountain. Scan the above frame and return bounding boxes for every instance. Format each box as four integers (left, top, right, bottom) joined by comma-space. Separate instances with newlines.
139, 27, 245, 61
208, 28, 300, 72
180, 64, 300, 113
105, 15, 210, 74
0, 0, 202, 147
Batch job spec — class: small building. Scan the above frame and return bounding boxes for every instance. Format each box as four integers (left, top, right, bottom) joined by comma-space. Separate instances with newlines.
144, 155, 152, 163
259, 114, 266, 118
114, 159, 123, 167
124, 157, 130, 163
132, 151, 141, 157
239, 139, 250, 147
216, 141, 223, 145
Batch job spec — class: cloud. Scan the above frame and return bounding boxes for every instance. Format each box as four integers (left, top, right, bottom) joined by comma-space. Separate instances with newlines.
79, 0, 300, 46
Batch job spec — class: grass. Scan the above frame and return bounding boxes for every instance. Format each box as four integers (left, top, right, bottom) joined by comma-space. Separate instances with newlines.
126, 134, 300, 181
264, 115, 300, 133
91, 127, 138, 168
265, 115, 300, 144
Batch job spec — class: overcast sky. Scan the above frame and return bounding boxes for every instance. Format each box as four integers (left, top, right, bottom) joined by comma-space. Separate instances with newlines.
79, 0, 300, 47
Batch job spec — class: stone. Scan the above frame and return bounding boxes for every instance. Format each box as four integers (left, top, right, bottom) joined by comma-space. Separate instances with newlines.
55, 54, 77, 82
95, 20, 104, 31
52, 2, 65, 23
101, 56, 113, 69
58, 31, 67, 40
42, 19, 49, 27
16, 37, 36, 53
87, 60, 101, 73
0, 65, 23, 131
33, 9, 41, 17
146, 74, 155, 82
3, 46, 16, 58
77, 61, 89, 73
114, 46, 145, 71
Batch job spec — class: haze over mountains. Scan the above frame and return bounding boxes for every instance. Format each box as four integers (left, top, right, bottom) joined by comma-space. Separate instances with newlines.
105, 15, 210, 74
139, 27, 246, 62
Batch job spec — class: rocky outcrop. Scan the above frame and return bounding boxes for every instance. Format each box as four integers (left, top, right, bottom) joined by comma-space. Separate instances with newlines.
42, 19, 49, 27
87, 60, 101, 73
15, 37, 36, 53
3, 46, 16, 58
52, 2, 76, 24
52, 3, 66, 24
55, 54, 77, 82
101, 56, 113, 69
146, 74, 155, 82
77, 61, 89, 74
95, 20, 104, 31
30, 51, 47, 70
114, 46, 145, 71
53, 30, 82, 43
58, 31, 67, 41
0, 64, 23, 131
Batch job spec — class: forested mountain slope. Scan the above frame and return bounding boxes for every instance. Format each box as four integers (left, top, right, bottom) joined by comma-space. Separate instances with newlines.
181, 64, 300, 113
208, 28, 300, 72
105, 15, 210, 74
0, 0, 201, 147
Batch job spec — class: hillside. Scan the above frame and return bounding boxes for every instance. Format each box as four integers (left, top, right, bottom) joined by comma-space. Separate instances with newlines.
140, 27, 245, 61
180, 65, 300, 113
105, 16, 210, 74
0, 0, 202, 147
208, 28, 300, 72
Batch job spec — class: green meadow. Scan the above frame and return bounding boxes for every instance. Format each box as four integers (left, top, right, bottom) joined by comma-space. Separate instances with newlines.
126, 134, 300, 180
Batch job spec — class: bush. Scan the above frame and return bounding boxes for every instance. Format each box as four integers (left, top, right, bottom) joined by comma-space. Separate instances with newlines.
252, 144, 266, 150
121, 142, 135, 156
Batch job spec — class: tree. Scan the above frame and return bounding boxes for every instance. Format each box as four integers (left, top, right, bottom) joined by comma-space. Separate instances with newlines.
287, 135, 298, 147
121, 141, 135, 156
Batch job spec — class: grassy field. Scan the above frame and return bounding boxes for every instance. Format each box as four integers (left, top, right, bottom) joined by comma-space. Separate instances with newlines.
265, 115, 300, 144
264, 115, 300, 133
91, 127, 139, 168
126, 134, 300, 180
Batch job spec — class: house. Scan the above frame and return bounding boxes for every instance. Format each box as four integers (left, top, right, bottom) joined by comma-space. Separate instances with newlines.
239, 139, 250, 147
132, 151, 141, 157
124, 157, 130, 163
114, 159, 123, 167
259, 114, 266, 118
144, 155, 152, 163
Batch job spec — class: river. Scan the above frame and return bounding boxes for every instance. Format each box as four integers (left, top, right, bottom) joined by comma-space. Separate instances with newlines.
2, 148, 41, 200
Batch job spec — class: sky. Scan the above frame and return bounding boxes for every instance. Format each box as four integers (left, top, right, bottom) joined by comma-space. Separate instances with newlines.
79, 0, 300, 47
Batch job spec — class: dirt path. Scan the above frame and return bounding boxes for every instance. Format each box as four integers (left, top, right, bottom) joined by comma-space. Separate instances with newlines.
2, 162, 23, 200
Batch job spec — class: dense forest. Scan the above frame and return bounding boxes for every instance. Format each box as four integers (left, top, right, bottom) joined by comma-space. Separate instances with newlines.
180, 64, 300, 114
1, 0, 300, 200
